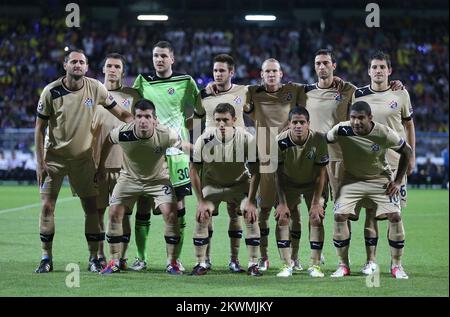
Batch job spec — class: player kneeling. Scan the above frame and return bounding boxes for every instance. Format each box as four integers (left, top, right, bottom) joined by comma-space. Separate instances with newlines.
189, 103, 262, 276
96, 99, 186, 275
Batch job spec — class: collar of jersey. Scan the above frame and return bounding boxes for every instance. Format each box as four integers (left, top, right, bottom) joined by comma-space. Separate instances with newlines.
315, 82, 334, 90
108, 85, 123, 92
369, 85, 391, 93
61, 76, 85, 92
216, 84, 234, 94
133, 124, 154, 140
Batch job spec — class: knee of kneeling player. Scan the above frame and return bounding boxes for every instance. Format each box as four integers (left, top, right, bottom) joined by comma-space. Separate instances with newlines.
309, 216, 322, 227
334, 213, 348, 222
387, 213, 402, 223
277, 218, 289, 227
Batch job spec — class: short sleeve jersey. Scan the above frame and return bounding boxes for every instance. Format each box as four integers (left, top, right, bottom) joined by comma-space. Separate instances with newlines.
91, 86, 140, 168
326, 121, 405, 180
37, 76, 117, 159
245, 83, 305, 162
301, 82, 357, 161
193, 128, 258, 187
277, 129, 329, 185
195, 84, 249, 129
109, 123, 181, 182
352, 85, 413, 167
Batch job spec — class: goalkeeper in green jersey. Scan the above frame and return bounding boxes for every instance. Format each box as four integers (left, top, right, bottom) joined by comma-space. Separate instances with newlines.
131, 41, 199, 273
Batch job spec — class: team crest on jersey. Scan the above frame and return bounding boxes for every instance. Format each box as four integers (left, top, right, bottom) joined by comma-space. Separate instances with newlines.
167, 88, 175, 95
286, 92, 293, 101
371, 144, 380, 152
233, 96, 242, 105
333, 202, 341, 212
84, 98, 94, 108
122, 98, 131, 109
154, 146, 163, 154
389, 100, 398, 109
334, 92, 342, 101
37, 101, 43, 111
306, 148, 316, 160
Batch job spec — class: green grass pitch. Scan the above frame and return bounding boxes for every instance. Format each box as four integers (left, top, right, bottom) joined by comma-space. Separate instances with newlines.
0, 185, 448, 297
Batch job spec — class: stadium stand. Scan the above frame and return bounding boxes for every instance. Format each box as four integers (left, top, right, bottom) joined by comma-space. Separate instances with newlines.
0, 6, 448, 183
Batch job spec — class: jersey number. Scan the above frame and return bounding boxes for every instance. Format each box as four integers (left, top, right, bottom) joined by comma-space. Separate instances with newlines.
400, 185, 407, 198
389, 194, 400, 204
177, 168, 189, 181
162, 185, 172, 195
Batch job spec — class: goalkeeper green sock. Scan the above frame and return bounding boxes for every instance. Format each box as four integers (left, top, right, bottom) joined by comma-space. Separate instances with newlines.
135, 213, 151, 262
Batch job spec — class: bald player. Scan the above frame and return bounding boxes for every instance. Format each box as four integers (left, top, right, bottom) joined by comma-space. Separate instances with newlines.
327, 101, 412, 279
244, 58, 305, 271
189, 103, 262, 277
97, 99, 184, 275
91, 53, 141, 270
191, 54, 250, 273
275, 107, 329, 278
352, 51, 415, 275
34, 49, 133, 273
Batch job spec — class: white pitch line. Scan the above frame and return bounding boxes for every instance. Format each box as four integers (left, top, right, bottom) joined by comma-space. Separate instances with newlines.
0, 197, 77, 215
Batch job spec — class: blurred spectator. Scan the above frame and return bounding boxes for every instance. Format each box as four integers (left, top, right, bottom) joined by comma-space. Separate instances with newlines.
415, 157, 442, 188
0, 16, 448, 132
23, 152, 37, 184
0, 151, 8, 180
442, 146, 449, 188
0, 14, 448, 185
7, 150, 24, 180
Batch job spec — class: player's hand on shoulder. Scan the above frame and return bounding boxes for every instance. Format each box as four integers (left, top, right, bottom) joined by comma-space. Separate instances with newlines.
205, 81, 219, 96
332, 76, 344, 91
390, 80, 404, 91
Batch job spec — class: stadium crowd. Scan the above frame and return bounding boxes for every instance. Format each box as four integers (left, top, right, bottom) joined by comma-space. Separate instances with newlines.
0, 15, 448, 184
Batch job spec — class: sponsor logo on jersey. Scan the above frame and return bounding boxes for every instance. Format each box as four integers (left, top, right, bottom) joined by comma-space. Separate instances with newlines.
389, 100, 398, 109
233, 96, 242, 104
371, 143, 380, 152
168, 87, 175, 95
85, 98, 94, 108
107, 93, 115, 101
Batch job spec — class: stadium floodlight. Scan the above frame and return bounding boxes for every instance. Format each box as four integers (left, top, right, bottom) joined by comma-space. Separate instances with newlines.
137, 15, 169, 21
245, 15, 276, 21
